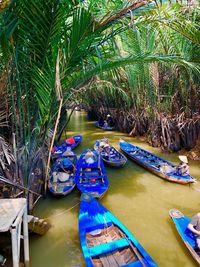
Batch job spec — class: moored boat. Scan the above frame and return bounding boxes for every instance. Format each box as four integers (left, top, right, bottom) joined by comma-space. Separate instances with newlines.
76, 149, 108, 198
119, 140, 196, 184
169, 209, 200, 265
48, 152, 77, 196
94, 121, 115, 131
94, 139, 127, 168
79, 193, 158, 267
51, 135, 82, 159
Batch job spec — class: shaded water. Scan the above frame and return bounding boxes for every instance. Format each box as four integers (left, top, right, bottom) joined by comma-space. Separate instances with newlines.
30, 111, 200, 267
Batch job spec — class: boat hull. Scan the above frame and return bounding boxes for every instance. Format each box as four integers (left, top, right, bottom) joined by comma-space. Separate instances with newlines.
169, 209, 200, 265
51, 135, 82, 159
48, 154, 77, 196
76, 150, 109, 198
48, 183, 76, 196
119, 140, 196, 184
79, 193, 157, 267
94, 140, 127, 168
94, 121, 115, 131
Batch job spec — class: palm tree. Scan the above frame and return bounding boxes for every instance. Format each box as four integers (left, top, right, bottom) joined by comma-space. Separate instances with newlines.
0, 0, 199, 208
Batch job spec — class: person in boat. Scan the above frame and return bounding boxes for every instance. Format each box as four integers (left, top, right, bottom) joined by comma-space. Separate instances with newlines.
105, 114, 114, 127
187, 213, 200, 252
99, 137, 109, 149
62, 146, 74, 156
160, 162, 174, 174
176, 155, 190, 176
83, 149, 97, 164
102, 144, 111, 160
57, 157, 75, 173
103, 120, 109, 129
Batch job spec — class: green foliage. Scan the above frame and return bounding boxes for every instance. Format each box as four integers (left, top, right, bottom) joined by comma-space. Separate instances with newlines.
0, 0, 199, 187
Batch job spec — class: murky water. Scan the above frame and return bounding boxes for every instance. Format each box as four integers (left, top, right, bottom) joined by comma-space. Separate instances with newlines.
30, 110, 200, 267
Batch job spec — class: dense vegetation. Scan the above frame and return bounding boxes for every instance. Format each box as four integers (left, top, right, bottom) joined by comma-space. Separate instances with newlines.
0, 0, 199, 208
82, 2, 200, 152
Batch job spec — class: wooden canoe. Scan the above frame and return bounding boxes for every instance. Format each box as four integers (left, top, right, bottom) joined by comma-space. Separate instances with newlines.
169, 209, 200, 265
79, 193, 158, 267
76, 150, 109, 198
119, 140, 196, 184
94, 140, 127, 168
48, 153, 77, 196
51, 134, 82, 159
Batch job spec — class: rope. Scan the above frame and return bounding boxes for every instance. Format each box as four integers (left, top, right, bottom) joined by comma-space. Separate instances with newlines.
44, 201, 80, 220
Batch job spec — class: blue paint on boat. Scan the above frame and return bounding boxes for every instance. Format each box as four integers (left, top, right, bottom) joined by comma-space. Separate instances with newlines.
169, 209, 200, 264
51, 135, 82, 158
79, 193, 158, 267
94, 121, 115, 131
94, 140, 127, 168
48, 152, 77, 196
119, 140, 196, 184
76, 150, 109, 198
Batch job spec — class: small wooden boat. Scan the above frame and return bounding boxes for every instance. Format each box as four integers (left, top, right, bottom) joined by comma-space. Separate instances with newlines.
76, 150, 108, 198
48, 153, 77, 196
169, 209, 200, 265
94, 121, 115, 131
51, 135, 82, 159
119, 140, 196, 184
94, 140, 127, 168
79, 193, 158, 267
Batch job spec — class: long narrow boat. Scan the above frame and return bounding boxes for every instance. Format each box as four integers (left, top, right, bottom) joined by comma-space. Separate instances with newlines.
94, 121, 115, 131
94, 140, 127, 168
119, 140, 196, 184
48, 152, 77, 196
76, 150, 108, 198
79, 193, 158, 267
169, 209, 200, 265
51, 135, 82, 159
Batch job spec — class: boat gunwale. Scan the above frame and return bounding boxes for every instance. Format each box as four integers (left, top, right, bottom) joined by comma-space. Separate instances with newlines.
120, 141, 195, 184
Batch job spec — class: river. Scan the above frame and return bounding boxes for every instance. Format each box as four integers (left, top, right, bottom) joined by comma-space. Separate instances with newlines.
30, 110, 200, 267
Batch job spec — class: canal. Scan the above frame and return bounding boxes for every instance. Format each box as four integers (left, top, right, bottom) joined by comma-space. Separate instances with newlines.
30, 110, 200, 267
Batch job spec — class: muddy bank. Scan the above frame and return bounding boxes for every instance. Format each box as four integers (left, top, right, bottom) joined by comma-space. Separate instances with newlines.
87, 108, 200, 157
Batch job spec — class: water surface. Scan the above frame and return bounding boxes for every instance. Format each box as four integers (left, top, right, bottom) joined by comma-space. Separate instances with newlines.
30, 110, 200, 267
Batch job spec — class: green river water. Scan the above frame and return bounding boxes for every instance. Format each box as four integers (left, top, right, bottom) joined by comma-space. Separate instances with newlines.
30, 110, 200, 267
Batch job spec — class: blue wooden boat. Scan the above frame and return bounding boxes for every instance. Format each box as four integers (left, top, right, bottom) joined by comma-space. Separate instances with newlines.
169, 209, 200, 265
94, 139, 127, 168
76, 149, 108, 198
94, 121, 115, 131
48, 152, 77, 196
119, 140, 196, 184
51, 134, 82, 159
79, 193, 158, 267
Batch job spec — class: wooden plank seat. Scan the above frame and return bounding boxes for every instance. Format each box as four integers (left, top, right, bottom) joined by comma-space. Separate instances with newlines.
80, 175, 104, 179
129, 150, 140, 154
88, 238, 129, 257
86, 222, 113, 233
142, 157, 157, 161
81, 182, 105, 186
134, 153, 150, 157
80, 172, 101, 173
150, 162, 163, 165
81, 171, 102, 174
122, 260, 144, 267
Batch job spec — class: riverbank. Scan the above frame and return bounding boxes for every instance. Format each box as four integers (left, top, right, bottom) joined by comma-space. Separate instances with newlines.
87, 108, 200, 156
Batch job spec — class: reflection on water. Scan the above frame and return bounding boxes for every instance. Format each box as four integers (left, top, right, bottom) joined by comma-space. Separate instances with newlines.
30, 111, 200, 267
